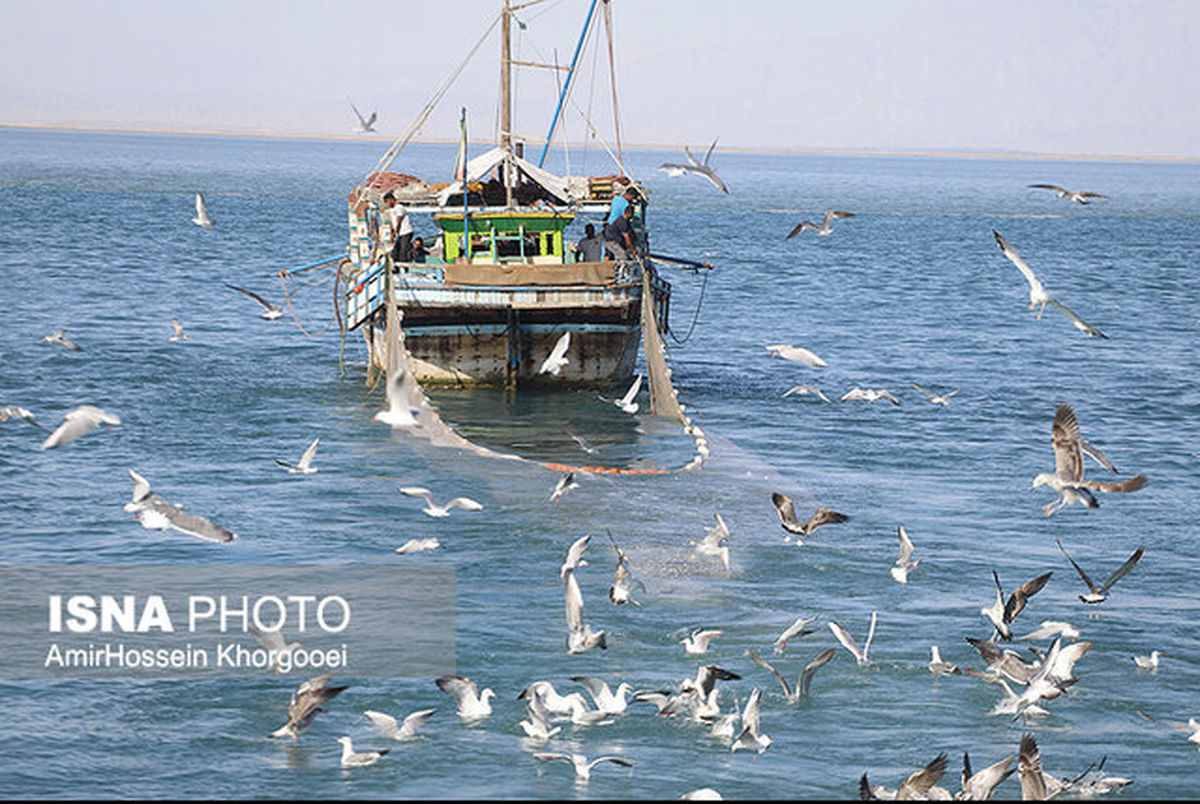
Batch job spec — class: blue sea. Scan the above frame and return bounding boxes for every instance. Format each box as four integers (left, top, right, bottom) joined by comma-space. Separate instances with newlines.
1, 128, 1197, 799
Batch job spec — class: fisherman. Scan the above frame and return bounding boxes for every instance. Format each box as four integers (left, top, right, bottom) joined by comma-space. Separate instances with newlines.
382, 191, 413, 264
574, 223, 604, 263
606, 184, 639, 224
411, 236, 429, 263
604, 205, 639, 262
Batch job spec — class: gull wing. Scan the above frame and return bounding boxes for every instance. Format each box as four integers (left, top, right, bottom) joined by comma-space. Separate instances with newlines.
569, 675, 612, 704
1079, 439, 1119, 473
964, 754, 1015, 800
785, 219, 816, 240
898, 753, 948, 799
591, 756, 635, 771
798, 647, 836, 697
400, 486, 435, 503
548, 331, 570, 362
365, 110, 377, 129
1079, 474, 1148, 493
195, 193, 209, 219
446, 497, 484, 511
297, 437, 321, 469
1047, 298, 1108, 339
896, 526, 915, 565
746, 649, 791, 699
702, 138, 719, 166
1078, 191, 1108, 199
699, 167, 729, 194
828, 620, 863, 663
1018, 734, 1048, 801
683, 146, 702, 168
127, 469, 153, 510
532, 752, 575, 766
1004, 571, 1053, 625
248, 624, 287, 652
771, 492, 804, 534
910, 382, 935, 399
225, 284, 275, 312
563, 534, 591, 573
1028, 183, 1067, 193
363, 710, 400, 738
993, 231, 1046, 297
863, 611, 877, 659
1052, 403, 1085, 483
436, 675, 479, 707
1056, 538, 1099, 595
158, 502, 237, 543
1097, 546, 1145, 595
290, 675, 346, 725
690, 629, 724, 651
618, 374, 643, 406
804, 508, 849, 536
774, 615, 818, 651
396, 709, 435, 738
564, 569, 585, 631
740, 687, 762, 736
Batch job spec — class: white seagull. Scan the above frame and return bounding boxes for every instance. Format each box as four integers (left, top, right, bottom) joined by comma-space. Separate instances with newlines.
611, 373, 642, 414
785, 210, 855, 239
0, 405, 41, 428
268, 674, 348, 739
571, 676, 633, 715
840, 387, 900, 406
730, 688, 772, 754
980, 569, 1053, 640
40, 329, 81, 351
681, 628, 724, 655
659, 139, 728, 194
747, 647, 836, 702
549, 471, 580, 504
517, 694, 561, 742
275, 437, 321, 475
561, 533, 591, 578
690, 512, 731, 569
539, 331, 571, 375
191, 193, 212, 229
1132, 650, 1164, 671
564, 567, 607, 654
1055, 538, 1145, 606
828, 612, 877, 666
337, 736, 389, 767
782, 384, 832, 403
247, 624, 303, 673
532, 752, 635, 782
1028, 183, 1108, 205
890, 525, 921, 584
168, 320, 191, 342
992, 230, 1107, 338
394, 538, 440, 555
363, 708, 436, 741
928, 646, 960, 676
773, 614, 820, 654
41, 405, 120, 449
349, 100, 377, 133
399, 486, 483, 517
435, 675, 494, 721
607, 531, 642, 606
910, 382, 959, 406
129, 482, 239, 544
766, 343, 827, 367
225, 284, 283, 320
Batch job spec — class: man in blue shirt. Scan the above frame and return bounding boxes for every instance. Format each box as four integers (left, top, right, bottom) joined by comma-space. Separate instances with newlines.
606, 185, 638, 224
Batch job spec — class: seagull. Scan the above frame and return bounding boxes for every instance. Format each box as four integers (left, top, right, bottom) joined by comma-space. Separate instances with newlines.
965, 637, 1041, 685
168, 320, 191, 342
539, 331, 571, 375
191, 193, 212, 229
363, 708, 436, 741
609, 373, 642, 414
771, 493, 849, 544
518, 695, 562, 742
532, 752, 635, 782
782, 384, 832, 402
840, 387, 900, 406
567, 431, 598, 454
519, 681, 583, 716
861, 753, 950, 801
561, 533, 591, 578
399, 486, 483, 517
40, 329, 81, 351
992, 230, 1107, 338
435, 675, 494, 721
607, 532, 643, 606
890, 525, 921, 584
829, 613, 877, 666
785, 210, 855, 239
746, 647, 835, 702
275, 437, 321, 475
691, 512, 731, 569
564, 567, 607, 654
549, 472, 579, 504
41, 405, 120, 450
773, 615, 820, 654
1032, 403, 1148, 515
337, 736, 389, 768
1018, 733, 1062, 801
247, 624, 303, 673
372, 363, 420, 428
959, 752, 1015, 800
1136, 709, 1200, 751
730, 688, 772, 754
1068, 758, 1134, 798
225, 284, 283, 320
1132, 650, 1164, 671
394, 538, 440, 555
682, 629, 724, 655
766, 343, 827, 367
133, 496, 238, 543
928, 646, 960, 676
571, 676, 633, 715
1028, 184, 1108, 205
1, 405, 42, 428
349, 100, 377, 133
980, 569, 1053, 640
1055, 538, 1145, 606
910, 382, 959, 406
1017, 621, 1081, 642
268, 674, 348, 739
658, 139, 728, 194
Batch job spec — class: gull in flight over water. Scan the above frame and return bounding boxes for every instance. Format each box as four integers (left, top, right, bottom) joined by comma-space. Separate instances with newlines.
532, 752, 635, 782
363, 708, 436, 741
225, 284, 283, 320
373, 364, 420, 428
42, 405, 120, 449
1032, 403, 1148, 515
659, 139, 728, 194
773, 615, 820, 654
890, 525, 921, 584
1028, 183, 1108, 204
1056, 538, 1145, 607
349, 100, 377, 133
1132, 650, 1164, 671
841, 387, 900, 406
436, 675, 494, 721
125, 471, 238, 543
766, 343, 826, 367
980, 569, 1053, 640
539, 331, 571, 375
268, 674, 348, 740
0, 405, 41, 428
561, 533, 591, 578
191, 193, 212, 229
41, 329, 81, 351
606, 373, 642, 414
782, 384, 832, 403
1018, 620, 1081, 642
564, 567, 607, 654
682, 628, 724, 655
746, 647, 836, 702
993, 230, 1107, 338
550, 471, 580, 504
828, 611, 877, 666
785, 210, 855, 240
275, 437, 320, 475
395, 538, 440, 555
771, 493, 849, 544
399, 486, 483, 517
691, 512, 731, 569
607, 531, 643, 606
1137, 709, 1200, 751
337, 736, 389, 768
247, 624, 303, 673
860, 752, 950, 801
910, 382, 959, 406
168, 320, 191, 342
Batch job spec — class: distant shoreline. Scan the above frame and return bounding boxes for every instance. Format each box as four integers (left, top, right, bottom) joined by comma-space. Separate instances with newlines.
2, 122, 1196, 164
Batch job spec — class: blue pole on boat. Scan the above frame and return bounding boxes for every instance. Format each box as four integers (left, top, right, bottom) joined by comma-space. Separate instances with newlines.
283, 254, 345, 273
536, 0, 599, 168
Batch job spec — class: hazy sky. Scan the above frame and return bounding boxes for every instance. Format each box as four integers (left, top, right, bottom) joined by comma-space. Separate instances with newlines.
3, 0, 1198, 158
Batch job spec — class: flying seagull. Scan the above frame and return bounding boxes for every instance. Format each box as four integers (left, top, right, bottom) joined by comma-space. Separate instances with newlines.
730, 687, 772, 754
225, 284, 283, 320
363, 708, 436, 741
659, 139, 728, 193
399, 486, 483, 517
532, 752, 635, 782
785, 210, 855, 240
992, 230, 1107, 338
607, 531, 643, 606
611, 373, 642, 414
691, 512, 731, 569
349, 100, 377, 133
1028, 184, 1108, 205
766, 343, 827, 367
1055, 538, 1145, 605
539, 331, 571, 375
746, 647, 835, 702
840, 387, 900, 405
191, 193, 212, 229
275, 437, 321, 475
564, 567, 607, 654
337, 736, 389, 768
910, 382, 959, 406
828, 612, 877, 666
394, 538, 440, 555
681, 628, 724, 655
550, 471, 580, 504
168, 320, 192, 342
42, 405, 120, 449
0, 405, 41, 428
1032, 403, 1148, 515
861, 753, 950, 801
980, 569, 1053, 640
782, 384, 832, 403
41, 329, 81, 351
123, 469, 237, 544
247, 624, 303, 674
771, 492, 849, 544
570, 676, 633, 716
890, 525, 921, 584
773, 614, 819, 654
268, 674, 348, 739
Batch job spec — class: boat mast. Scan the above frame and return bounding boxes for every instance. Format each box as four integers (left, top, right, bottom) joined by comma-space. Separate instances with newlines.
500, 0, 514, 208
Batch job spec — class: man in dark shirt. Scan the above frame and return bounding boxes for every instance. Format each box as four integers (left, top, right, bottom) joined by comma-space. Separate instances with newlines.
603, 205, 638, 261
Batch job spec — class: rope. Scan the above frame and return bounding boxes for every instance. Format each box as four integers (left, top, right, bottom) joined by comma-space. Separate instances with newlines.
278, 270, 339, 338
668, 268, 709, 345
602, 0, 623, 170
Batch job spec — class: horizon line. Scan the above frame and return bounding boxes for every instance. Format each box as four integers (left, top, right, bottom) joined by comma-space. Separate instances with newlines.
2, 122, 1197, 165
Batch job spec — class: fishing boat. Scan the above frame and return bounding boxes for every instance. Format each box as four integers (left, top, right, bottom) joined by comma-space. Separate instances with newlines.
340, 0, 674, 388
